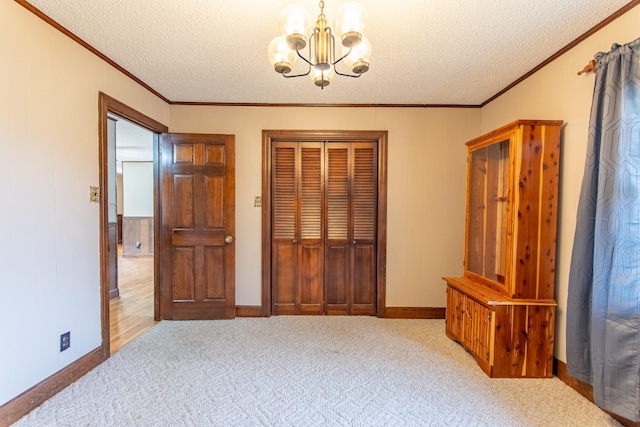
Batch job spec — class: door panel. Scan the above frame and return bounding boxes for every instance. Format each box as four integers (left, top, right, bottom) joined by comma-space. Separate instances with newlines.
325, 142, 377, 315
327, 146, 349, 241
206, 176, 225, 227
173, 247, 195, 300
351, 143, 377, 315
298, 145, 323, 313
272, 143, 297, 314
161, 133, 235, 320
353, 245, 375, 308
272, 241, 296, 314
272, 142, 324, 314
353, 145, 377, 240
299, 241, 323, 314
325, 245, 349, 314
325, 144, 351, 313
204, 246, 225, 299
173, 175, 195, 227
445, 287, 464, 341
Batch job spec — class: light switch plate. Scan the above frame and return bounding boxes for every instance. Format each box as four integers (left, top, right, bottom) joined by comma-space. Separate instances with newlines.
90, 186, 100, 203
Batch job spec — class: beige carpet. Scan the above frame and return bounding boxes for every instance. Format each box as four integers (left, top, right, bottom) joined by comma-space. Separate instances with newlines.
15, 317, 620, 426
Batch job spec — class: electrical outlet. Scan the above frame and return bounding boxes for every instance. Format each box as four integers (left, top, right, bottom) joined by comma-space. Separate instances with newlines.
60, 331, 70, 352
254, 196, 262, 207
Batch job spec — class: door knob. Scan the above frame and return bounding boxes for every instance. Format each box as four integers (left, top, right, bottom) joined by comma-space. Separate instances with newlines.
225, 235, 233, 243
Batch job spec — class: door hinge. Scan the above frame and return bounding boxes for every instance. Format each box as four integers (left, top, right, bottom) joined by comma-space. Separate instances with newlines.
487, 312, 492, 321
486, 352, 490, 362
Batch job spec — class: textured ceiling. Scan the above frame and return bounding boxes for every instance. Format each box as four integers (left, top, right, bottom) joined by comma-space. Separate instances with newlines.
27, 0, 631, 105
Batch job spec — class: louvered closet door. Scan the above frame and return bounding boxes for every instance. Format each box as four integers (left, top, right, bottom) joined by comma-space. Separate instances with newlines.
272, 142, 324, 315
325, 142, 377, 315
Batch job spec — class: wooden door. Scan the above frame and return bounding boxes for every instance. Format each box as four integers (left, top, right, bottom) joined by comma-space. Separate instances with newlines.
325, 142, 377, 315
272, 142, 324, 315
160, 133, 235, 320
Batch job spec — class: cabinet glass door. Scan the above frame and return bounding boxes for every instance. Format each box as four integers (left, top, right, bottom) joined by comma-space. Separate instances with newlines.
466, 139, 510, 284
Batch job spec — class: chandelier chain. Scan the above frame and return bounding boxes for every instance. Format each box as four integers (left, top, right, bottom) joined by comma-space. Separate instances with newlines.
319, 1, 325, 18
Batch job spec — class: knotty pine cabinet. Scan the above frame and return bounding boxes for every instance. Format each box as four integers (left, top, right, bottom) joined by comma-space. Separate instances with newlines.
443, 120, 562, 378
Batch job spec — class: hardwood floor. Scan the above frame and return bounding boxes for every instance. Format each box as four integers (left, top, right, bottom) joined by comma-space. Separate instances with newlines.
109, 246, 157, 354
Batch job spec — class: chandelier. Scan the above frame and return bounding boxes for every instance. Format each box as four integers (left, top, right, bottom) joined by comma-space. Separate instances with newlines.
267, 1, 372, 89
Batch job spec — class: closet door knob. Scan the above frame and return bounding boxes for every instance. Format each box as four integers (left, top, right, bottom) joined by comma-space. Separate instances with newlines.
225, 235, 234, 244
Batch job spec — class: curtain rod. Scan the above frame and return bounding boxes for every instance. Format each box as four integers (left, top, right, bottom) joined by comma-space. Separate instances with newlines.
578, 59, 597, 75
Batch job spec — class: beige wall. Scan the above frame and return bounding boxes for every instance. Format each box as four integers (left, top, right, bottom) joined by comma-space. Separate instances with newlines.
480, 4, 640, 363
169, 106, 479, 306
122, 162, 154, 217
0, 1, 169, 406
2, 0, 638, 410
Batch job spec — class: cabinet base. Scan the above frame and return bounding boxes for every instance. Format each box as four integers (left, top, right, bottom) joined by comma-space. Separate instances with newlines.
445, 281, 556, 378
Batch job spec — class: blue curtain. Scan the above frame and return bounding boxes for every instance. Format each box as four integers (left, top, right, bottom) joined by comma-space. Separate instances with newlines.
567, 36, 640, 422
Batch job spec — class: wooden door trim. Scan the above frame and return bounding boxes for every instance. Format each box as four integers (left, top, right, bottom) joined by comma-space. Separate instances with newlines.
98, 92, 168, 358
261, 130, 388, 317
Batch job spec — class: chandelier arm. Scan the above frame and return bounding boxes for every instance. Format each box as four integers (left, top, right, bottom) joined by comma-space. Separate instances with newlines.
333, 66, 362, 78
282, 62, 311, 78
332, 47, 352, 66
332, 43, 361, 78
295, 49, 315, 67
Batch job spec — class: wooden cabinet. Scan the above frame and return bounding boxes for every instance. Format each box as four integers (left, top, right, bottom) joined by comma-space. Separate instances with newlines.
443, 120, 562, 378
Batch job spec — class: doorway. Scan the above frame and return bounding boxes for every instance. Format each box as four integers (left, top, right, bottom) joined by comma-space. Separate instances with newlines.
261, 130, 388, 317
107, 114, 156, 353
99, 93, 168, 357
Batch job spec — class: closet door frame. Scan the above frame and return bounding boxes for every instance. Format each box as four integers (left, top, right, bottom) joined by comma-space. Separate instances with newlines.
261, 130, 388, 317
